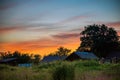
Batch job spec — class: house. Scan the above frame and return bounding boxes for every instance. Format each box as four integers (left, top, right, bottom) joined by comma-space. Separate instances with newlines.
105, 51, 120, 63
106, 51, 120, 59
65, 51, 98, 61
41, 55, 67, 63
0, 58, 18, 66
0, 58, 32, 67
18, 63, 32, 67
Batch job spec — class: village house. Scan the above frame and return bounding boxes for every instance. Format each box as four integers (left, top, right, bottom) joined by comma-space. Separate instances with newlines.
65, 51, 98, 61
105, 51, 120, 63
0, 58, 18, 66
106, 51, 120, 59
0, 58, 32, 67
41, 55, 67, 63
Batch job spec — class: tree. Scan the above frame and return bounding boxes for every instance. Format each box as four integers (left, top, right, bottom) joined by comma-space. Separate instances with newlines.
0, 51, 13, 59
33, 54, 41, 65
47, 47, 71, 56
0, 51, 33, 63
79, 24, 119, 57
0, 51, 43, 64
55, 47, 71, 56
19, 53, 32, 63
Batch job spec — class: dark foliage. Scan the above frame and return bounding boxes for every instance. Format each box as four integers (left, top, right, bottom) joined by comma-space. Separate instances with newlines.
33, 54, 41, 65
79, 24, 119, 57
0, 51, 41, 64
48, 47, 71, 56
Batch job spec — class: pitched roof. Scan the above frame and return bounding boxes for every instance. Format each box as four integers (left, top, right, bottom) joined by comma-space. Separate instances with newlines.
41, 56, 66, 62
74, 52, 98, 59
107, 51, 120, 58
0, 58, 17, 63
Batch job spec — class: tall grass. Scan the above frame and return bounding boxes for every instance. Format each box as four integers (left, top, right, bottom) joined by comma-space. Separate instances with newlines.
0, 64, 51, 80
104, 64, 120, 80
0, 60, 120, 80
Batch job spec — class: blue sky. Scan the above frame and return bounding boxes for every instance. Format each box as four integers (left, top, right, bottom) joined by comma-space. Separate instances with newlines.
0, 0, 120, 55
1, 0, 120, 26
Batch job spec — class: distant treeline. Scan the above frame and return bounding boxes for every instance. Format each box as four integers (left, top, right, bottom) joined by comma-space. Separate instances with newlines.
0, 47, 71, 64
0, 51, 41, 64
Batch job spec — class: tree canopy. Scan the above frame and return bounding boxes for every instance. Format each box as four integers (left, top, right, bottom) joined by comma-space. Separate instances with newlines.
33, 54, 41, 65
48, 47, 71, 56
79, 24, 119, 57
0, 51, 41, 64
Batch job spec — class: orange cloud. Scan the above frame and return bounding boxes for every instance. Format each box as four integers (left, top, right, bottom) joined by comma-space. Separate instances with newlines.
0, 32, 80, 56
106, 21, 120, 28
85, 21, 120, 28
104, 22, 120, 36
117, 31, 120, 36
0, 39, 56, 56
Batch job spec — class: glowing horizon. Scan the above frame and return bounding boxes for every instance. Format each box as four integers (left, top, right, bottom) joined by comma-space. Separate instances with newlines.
0, 0, 120, 56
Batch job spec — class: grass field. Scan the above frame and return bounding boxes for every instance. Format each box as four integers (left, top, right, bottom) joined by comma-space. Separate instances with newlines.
0, 60, 120, 80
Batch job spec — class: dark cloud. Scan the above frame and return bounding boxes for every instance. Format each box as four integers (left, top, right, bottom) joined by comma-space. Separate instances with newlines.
0, 0, 19, 10
0, 26, 21, 33
55, 14, 95, 25
0, 25, 27, 33
0, 23, 55, 34
0, 4, 16, 10
0, 0, 50, 10
52, 32, 80, 39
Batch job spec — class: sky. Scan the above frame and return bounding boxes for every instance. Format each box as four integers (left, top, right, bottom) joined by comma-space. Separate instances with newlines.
0, 0, 120, 56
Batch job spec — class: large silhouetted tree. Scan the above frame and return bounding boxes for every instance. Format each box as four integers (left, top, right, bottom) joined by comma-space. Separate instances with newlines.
79, 24, 119, 57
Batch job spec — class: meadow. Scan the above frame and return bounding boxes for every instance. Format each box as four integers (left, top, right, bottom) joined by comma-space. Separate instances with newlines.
0, 60, 120, 80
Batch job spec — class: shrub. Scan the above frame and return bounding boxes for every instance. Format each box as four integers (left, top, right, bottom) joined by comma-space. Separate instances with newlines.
0, 64, 9, 70
104, 64, 120, 80
82, 60, 99, 67
52, 64, 74, 80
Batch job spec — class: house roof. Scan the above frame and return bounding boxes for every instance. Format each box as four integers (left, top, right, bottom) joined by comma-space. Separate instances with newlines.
41, 56, 66, 62
74, 52, 98, 59
107, 51, 120, 58
0, 58, 17, 63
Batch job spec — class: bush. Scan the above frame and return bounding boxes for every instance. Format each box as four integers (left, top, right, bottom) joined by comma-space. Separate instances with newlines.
52, 64, 74, 80
0, 64, 9, 70
104, 64, 120, 80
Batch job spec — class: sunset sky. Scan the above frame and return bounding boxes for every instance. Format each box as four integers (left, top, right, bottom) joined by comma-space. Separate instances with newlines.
0, 0, 120, 56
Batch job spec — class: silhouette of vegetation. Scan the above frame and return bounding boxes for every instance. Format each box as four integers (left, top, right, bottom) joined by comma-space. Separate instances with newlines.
0, 51, 41, 64
48, 47, 71, 56
33, 54, 41, 65
52, 64, 74, 80
117, 41, 120, 51
78, 24, 120, 57
56, 47, 71, 56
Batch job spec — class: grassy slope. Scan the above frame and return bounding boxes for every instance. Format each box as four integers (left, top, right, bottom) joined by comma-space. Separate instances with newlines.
0, 60, 120, 80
